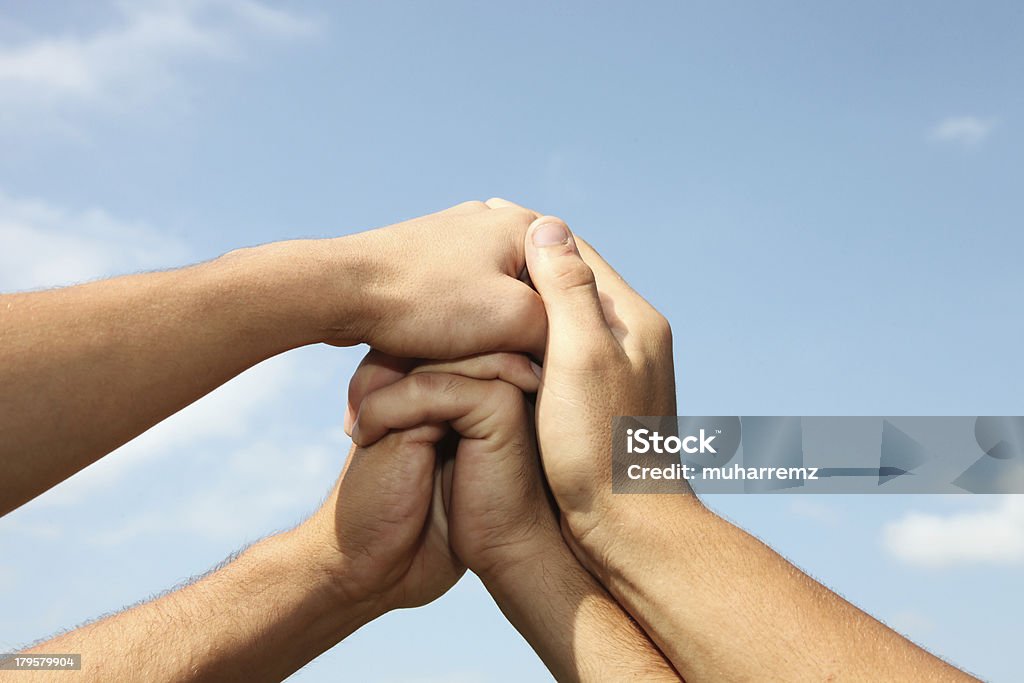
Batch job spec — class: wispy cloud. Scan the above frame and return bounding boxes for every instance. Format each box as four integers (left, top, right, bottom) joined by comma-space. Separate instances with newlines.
927, 116, 997, 146
0, 190, 189, 292
0, 0, 317, 125
882, 496, 1024, 568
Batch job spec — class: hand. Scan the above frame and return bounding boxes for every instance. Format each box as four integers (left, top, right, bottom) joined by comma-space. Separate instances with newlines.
295, 422, 464, 616
347, 351, 551, 578
521, 214, 681, 545
349, 353, 681, 681
305, 199, 548, 358
299, 349, 542, 615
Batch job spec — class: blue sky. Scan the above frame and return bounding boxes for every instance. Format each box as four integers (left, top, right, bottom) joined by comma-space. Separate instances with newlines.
1, 1, 1021, 680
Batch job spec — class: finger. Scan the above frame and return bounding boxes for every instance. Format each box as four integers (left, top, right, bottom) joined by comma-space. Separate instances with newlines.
575, 236, 673, 357
575, 236, 641, 304
345, 350, 417, 434
331, 424, 448, 561
523, 217, 619, 362
483, 206, 652, 327
439, 439, 456, 513
573, 237, 636, 346
483, 198, 544, 285
484, 197, 517, 209
348, 351, 540, 436
352, 374, 524, 447
575, 235, 658, 321
412, 352, 540, 394
425, 458, 465, 578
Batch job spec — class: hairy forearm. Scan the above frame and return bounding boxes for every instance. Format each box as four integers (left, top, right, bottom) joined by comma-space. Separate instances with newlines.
13, 527, 374, 682
578, 499, 976, 682
0, 239, 363, 515
481, 541, 679, 682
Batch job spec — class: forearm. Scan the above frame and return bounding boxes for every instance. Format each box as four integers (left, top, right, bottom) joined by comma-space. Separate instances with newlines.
481, 541, 679, 682
578, 499, 975, 682
14, 526, 376, 682
0, 239, 364, 515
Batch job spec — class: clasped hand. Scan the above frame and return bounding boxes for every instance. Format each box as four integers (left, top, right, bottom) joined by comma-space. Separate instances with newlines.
280, 201, 680, 681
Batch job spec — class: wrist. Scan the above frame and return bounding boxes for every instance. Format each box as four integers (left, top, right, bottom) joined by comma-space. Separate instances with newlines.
474, 532, 574, 594
563, 494, 708, 580
213, 236, 374, 348
279, 522, 388, 631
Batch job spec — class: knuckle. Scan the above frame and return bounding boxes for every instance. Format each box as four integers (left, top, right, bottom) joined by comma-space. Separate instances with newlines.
496, 351, 528, 377
355, 393, 380, 430
440, 374, 464, 397
491, 379, 524, 410
504, 287, 544, 323
409, 372, 442, 398
646, 309, 672, 345
507, 352, 536, 380
349, 356, 377, 393
493, 205, 536, 226
410, 371, 463, 400
455, 200, 488, 212
640, 310, 673, 357
347, 373, 367, 407
551, 257, 597, 292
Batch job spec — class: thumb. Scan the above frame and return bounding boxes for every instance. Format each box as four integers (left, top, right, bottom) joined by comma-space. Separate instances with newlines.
524, 217, 616, 360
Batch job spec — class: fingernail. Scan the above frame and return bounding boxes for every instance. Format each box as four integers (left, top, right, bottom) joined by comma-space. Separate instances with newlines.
531, 219, 570, 247
350, 421, 361, 445
530, 361, 543, 378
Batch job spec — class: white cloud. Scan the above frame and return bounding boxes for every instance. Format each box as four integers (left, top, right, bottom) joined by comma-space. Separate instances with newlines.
0, 0, 317, 122
928, 116, 996, 146
882, 496, 1024, 568
0, 190, 190, 292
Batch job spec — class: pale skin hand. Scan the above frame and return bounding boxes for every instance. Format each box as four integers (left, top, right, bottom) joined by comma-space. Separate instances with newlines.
515, 208, 978, 682
13, 386, 468, 682
0, 199, 546, 516
349, 351, 679, 682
